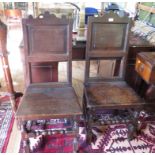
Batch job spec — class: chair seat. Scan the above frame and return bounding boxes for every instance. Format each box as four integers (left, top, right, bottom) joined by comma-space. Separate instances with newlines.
16, 83, 82, 120
85, 81, 145, 109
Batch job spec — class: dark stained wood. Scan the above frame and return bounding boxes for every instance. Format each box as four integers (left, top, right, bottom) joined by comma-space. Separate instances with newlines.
31, 62, 58, 83
136, 52, 155, 84
135, 52, 155, 102
85, 12, 131, 83
16, 84, 81, 120
145, 84, 155, 102
88, 49, 126, 59
16, 12, 82, 153
113, 59, 121, 76
27, 54, 69, 62
72, 41, 86, 60
125, 41, 155, 101
22, 12, 73, 87
125, 33, 155, 92
19, 42, 58, 84
85, 81, 145, 108
19, 31, 155, 83
83, 12, 144, 142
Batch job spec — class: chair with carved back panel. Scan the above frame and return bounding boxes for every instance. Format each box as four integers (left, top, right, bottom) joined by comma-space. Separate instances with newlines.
15, 12, 82, 153
83, 12, 145, 142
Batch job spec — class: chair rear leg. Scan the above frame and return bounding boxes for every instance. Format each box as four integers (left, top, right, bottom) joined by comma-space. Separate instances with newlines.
83, 92, 93, 144
73, 136, 78, 153
85, 110, 93, 144
127, 109, 141, 140
20, 121, 31, 153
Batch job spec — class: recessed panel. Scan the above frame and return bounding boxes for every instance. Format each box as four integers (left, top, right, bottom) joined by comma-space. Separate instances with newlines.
30, 62, 58, 83
89, 60, 118, 78
28, 25, 67, 54
91, 23, 126, 50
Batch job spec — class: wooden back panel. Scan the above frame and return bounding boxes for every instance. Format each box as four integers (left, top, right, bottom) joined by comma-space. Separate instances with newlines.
85, 12, 132, 83
91, 23, 126, 50
22, 12, 73, 86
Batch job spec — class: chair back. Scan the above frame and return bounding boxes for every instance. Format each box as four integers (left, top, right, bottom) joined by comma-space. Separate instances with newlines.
22, 12, 73, 87
85, 12, 132, 84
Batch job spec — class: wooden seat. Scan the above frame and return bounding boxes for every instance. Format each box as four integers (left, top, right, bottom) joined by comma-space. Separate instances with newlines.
83, 12, 145, 143
17, 84, 81, 120
85, 81, 143, 108
15, 12, 82, 153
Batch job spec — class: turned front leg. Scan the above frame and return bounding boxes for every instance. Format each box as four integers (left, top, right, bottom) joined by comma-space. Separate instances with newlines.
21, 121, 31, 153
72, 116, 79, 153
86, 109, 93, 144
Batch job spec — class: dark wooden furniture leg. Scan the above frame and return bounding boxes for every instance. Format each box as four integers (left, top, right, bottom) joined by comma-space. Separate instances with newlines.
114, 59, 121, 76
145, 84, 155, 101
20, 121, 31, 153
86, 109, 93, 144
52, 62, 58, 82
73, 117, 79, 153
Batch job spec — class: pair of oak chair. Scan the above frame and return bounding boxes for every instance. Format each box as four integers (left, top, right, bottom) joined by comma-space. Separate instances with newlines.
15, 11, 145, 153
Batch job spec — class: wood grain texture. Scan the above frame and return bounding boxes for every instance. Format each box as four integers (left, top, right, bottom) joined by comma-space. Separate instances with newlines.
85, 81, 145, 108
136, 52, 155, 84
83, 12, 144, 142
16, 84, 81, 120
16, 12, 82, 152
22, 12, 73, 86
85, 11, 131, 82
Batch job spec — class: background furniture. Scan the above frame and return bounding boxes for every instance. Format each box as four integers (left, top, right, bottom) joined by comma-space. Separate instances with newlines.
135, 52, 155, 102
136, 52, 155, 86
16, 12, 82, 153
135, 52, 155, 127
4, 9, 22, 30
0, 20, 17, 112
125, 35, 155, 97
83, 12, 145, 142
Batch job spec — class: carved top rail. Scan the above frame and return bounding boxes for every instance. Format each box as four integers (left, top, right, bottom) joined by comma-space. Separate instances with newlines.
24, 11, 72, 25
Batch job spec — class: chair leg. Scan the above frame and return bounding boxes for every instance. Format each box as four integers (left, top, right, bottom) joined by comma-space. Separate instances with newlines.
82, 93, 92, 143
127, 109, 142, 140
127, 123, 136, 140
82, 93, 87, 120
85, 110, 93, 144
73, 136, 78, 153
72, 117, 79, 153
22, 138, 30, 153
20, 121, 31, 153
86, 127, 93, 144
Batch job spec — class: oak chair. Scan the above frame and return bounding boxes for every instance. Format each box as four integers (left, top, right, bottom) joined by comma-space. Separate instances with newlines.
83, 12, 145, 142
16, 12, 82, 153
